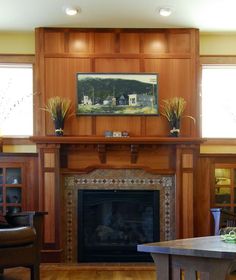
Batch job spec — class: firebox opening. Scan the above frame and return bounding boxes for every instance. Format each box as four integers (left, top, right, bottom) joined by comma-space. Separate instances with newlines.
78, 189, 160, 262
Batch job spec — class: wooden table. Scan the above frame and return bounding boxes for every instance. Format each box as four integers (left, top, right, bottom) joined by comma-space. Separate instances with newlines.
137, 236, 236, 280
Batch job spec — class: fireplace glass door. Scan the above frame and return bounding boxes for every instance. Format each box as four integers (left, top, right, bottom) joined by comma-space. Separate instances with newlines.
78, 189, 160, 262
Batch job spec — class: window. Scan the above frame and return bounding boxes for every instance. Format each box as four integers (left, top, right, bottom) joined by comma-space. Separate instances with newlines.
0, 63, 33, 136
202, 65, 236, 138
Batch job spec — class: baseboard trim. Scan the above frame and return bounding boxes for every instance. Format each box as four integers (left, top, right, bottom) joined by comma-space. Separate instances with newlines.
40, 263, 155, 271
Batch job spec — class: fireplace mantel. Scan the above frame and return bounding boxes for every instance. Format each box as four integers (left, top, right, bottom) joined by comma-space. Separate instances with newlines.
30, 136, 204, 145
30, 136, 204, 165
31, 135, 203, 262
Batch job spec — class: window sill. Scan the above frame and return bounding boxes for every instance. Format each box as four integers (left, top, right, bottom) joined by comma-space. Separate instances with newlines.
202, 139, 236, 145
1, 136, 33, 145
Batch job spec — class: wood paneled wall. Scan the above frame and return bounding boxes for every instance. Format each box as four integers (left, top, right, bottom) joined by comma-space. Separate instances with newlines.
35, 28, 199, 137
34, 28, 200, 261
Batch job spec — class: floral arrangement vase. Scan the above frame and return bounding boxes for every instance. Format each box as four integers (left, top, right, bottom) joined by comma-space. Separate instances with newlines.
54, 119, 64, 136
169, 118, 180, 137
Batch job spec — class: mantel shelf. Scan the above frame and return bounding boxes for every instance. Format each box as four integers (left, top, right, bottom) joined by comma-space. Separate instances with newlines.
30, 136, 205, 145
30, 136, 204, 165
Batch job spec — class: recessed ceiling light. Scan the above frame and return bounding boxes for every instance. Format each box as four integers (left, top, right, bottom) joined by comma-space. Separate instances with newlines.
65, 7, 78, 16
159, 7, 172, 17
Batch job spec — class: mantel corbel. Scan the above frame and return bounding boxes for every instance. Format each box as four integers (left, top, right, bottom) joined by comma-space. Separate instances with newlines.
97, 144, 106, 164
131, 144, 139, 163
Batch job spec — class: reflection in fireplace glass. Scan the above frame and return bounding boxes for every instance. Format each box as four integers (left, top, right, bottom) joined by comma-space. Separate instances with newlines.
78, 189, 160, 262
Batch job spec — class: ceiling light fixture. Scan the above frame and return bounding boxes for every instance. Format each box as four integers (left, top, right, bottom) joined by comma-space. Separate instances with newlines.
159, 7, 172, 17
65, 7, 78, 16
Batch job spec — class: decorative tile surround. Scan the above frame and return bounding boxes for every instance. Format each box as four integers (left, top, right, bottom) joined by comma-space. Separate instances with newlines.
64, 169, 175, 262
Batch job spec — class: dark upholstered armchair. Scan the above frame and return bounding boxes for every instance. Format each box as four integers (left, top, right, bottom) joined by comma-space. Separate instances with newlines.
0, 211, 46, 280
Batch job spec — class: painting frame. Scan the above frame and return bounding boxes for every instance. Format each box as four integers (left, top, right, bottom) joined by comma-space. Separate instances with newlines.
76, 73, 159, 116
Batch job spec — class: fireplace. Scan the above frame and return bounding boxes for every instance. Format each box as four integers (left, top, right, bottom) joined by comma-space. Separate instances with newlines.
78, 189, 160, 262
64, 169, 175, 262
31, 136, 200, 262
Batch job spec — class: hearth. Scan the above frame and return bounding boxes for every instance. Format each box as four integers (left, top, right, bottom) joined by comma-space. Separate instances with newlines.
78, 189, 160, 262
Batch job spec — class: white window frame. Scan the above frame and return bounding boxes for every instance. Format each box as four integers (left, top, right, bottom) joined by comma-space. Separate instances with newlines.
201, 56, 236, 140
0, 55, 35, 142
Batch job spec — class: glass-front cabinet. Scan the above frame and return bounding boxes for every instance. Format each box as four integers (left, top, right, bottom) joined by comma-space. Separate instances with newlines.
0, 165, 24, 215
214, 165, 236, 213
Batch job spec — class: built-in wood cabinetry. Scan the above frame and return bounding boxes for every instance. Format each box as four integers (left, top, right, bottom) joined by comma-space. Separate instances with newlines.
0, 164, 24, 215
0, 153, 39, 214
195, 154, 236, 237
213, 164, 236, 213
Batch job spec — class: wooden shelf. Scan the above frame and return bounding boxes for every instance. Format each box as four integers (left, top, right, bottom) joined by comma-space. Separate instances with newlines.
30, 136, 205, 145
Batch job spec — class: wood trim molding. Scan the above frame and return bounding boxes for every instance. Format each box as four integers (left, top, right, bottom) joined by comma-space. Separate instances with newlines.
30, 136, 205, 145
0, 54, 35, 63
2, 137, 34, 145
200, 55, 236, 64
202, 139, 236, 145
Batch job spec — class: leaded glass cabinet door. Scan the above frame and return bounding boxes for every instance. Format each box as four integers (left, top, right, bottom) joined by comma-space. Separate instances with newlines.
0, 168, 3, 214
0, 165, 24, 215
214, 165, 236, 213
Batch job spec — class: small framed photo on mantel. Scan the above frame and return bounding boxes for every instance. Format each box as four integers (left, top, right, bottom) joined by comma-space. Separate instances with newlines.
104, 130, 129, 138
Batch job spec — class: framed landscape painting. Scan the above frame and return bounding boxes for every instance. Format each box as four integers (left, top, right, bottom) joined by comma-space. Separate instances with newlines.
76, 73, 158, 115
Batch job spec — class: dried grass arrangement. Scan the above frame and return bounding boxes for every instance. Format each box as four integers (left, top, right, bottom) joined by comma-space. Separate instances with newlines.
42, 96, 72, 136
160, 97, 195, 136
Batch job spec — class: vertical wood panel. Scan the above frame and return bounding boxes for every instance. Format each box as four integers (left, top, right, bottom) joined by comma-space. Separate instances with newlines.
35, 28, 47, 135
182, 172, 194, 237
44, 31, 65, 54
168, 33, 191, 53
195, 156, 212, 237
143, 58, 191, 98
44, 152, 55, 168
145, 116, 167, 136
144, 58, 193, 137
142, 33, 167, 53
175, 147, 182, 238
44, 58, 92, 135
44, 172, 55, 243
96, 116, 142, 136
182, 154, 193, 168
94, 32, 116, 53
94, 58, 140, 72
120, 33, 140, 53
25, 155, 39, 210
68, 32, 94, 53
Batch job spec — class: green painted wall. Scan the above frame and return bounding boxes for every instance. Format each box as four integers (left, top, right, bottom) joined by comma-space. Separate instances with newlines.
200, 33, 236, 55
0, 32, 34, 54
0, 31, 236, 55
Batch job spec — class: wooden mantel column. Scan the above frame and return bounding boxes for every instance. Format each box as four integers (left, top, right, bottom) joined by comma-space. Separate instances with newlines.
37, 143, 62, 262
175, 144, 200, 239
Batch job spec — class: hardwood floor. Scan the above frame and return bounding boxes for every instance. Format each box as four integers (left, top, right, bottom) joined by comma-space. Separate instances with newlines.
1, 264, 156, 280
2, 264, 236, 280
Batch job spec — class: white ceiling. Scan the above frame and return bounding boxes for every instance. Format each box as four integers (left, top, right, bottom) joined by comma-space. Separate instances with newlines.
1, 0, 236, 33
